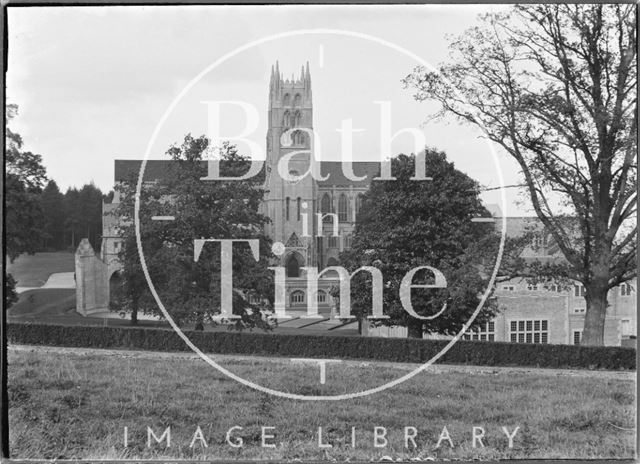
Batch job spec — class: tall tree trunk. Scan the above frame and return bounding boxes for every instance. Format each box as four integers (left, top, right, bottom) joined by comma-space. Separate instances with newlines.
407, 318, 423, 339
582, 282, 609, 346
358, 315, 369, 336
131, 295, 138, 326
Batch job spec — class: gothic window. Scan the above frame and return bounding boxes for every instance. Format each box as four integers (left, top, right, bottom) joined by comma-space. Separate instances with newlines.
297, 197, 301, 221
317, 290, 327, 303
328, 236, 338, 248
293, 111, 302, 126
338, 193, 348, 222
294, 93, 302, 107
290, 290, 305, 304
283, 93, 290, 106
344, 234, 352, 249
286, 253, 302, 278
283, 110, 290, 127
321, 193, 331, 212
285, 197, 290, 221
355, 194, 364, 219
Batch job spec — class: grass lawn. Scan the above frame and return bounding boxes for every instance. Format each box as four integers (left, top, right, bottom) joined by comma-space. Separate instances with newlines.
8, 289, 76, 317
8, 345, 636, 461
6, 252, 75, 287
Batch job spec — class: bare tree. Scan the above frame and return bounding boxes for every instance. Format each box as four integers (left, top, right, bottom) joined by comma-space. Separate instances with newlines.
404, 4, 637, 345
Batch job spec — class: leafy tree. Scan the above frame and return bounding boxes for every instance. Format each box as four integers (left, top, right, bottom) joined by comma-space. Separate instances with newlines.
115, 136, 275, 330
78, 182, 104, 250
4, 274, 18, 309
5, 104, 47, 261
40, 180, 66, 250
5, 104, 48, 310
62, 183, 103, 250
339, 151, 499, 338
404, 5, 637, 345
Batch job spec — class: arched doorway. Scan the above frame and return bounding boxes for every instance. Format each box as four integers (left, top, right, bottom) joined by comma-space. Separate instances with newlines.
285, 252, 304, 278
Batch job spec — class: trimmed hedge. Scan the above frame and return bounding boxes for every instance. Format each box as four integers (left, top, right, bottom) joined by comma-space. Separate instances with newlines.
7, 322, 636, 370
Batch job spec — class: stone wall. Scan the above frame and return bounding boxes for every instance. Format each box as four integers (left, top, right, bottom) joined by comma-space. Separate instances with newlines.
75, 238, 111, 315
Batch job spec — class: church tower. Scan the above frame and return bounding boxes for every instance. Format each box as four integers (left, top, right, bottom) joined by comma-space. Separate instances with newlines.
264, 61, 318, 279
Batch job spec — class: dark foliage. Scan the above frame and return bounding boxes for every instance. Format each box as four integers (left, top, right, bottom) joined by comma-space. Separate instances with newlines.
8, 323, 635, 370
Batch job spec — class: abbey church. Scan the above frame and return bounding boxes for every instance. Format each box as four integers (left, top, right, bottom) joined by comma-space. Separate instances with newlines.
77, 62, 635, 346
260, 61, 378, 309
99, 62, 380, 312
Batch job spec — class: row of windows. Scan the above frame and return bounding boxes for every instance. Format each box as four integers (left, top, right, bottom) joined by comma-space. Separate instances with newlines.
510, 319, 548, 344
501, 283, 635, 297
465, 320, 549, 344
290, 290, 327, 305
284, 194, 365, 223
320, 193, 364, 223
463, 322, 496, 341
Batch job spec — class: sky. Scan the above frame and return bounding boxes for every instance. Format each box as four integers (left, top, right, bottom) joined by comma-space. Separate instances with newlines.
7, 4, 532, 216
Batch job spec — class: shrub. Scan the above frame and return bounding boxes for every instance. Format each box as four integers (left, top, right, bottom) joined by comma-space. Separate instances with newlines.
7, 323, 636, 370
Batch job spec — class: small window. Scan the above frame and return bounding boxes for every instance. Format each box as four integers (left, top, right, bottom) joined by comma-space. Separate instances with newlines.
317, 291, 327, 303
573, 331, 582, 345
574, 285, 586, 297
328, 236, 338, 248
573, 308, 585, 314
526, 284, 538, 291
285, 197, 290, 221
296, 197, 301, 221
621, 283, 633, 296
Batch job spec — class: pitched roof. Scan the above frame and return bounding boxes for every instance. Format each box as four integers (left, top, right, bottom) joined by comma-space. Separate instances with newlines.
114, 159, 378, 186
114, 159, 265, 183
317, 161, 381, 187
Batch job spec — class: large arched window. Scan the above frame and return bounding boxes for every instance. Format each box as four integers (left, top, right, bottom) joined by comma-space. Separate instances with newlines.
290, 290, 305, 304
321, 193, 333, 223
338, 193, 348, 222
286, 253, 302, 277
294, 93, 302, 107
283, 93, 290, 106
285, 197, 290, 221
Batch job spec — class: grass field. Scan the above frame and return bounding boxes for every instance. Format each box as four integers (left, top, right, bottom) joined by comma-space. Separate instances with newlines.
6, 252, 75, 288
8, 345, 636, 461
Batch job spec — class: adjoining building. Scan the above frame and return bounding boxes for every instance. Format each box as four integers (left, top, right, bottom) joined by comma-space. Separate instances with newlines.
82, 62, 636, 346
